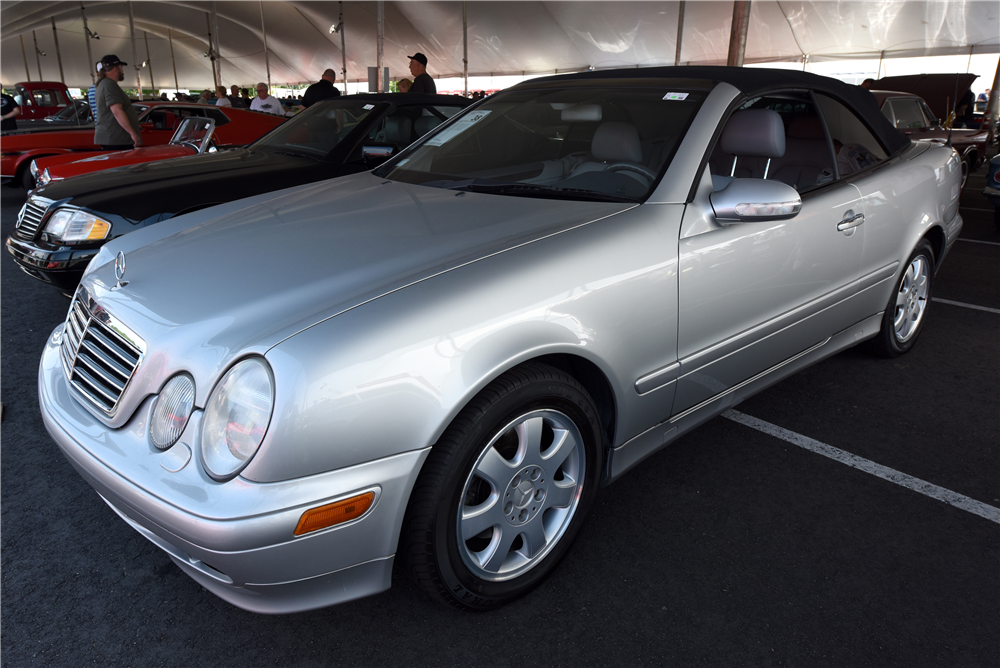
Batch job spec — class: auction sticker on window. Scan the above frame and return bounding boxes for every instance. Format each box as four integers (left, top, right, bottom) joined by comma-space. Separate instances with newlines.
424, 110, 491, 146
663, 92, 689, 100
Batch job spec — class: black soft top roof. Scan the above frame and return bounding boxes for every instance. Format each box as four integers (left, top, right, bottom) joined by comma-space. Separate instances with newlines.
522, 66, 910, 158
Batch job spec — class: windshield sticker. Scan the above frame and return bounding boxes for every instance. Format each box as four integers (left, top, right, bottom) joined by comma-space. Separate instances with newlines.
424, 110, 491, 146
663, 92, 689, 100
363, 104, 375, 110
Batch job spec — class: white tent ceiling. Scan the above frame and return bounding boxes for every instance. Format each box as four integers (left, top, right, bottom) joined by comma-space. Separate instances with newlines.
2, 1, 999, 90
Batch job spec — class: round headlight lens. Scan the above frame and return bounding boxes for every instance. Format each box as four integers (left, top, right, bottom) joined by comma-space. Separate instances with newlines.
150, 375, 195, 450
201, 358, 274, 479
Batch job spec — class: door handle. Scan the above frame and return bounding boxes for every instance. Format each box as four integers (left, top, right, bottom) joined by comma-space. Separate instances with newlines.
838, 210, 865, 231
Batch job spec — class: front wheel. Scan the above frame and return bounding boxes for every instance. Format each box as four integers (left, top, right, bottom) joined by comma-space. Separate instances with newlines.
872, 240, 934, 357
400, 362, 602, 610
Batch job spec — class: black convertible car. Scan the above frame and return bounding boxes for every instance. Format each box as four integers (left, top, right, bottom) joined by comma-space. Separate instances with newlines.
6, 93, 470, 294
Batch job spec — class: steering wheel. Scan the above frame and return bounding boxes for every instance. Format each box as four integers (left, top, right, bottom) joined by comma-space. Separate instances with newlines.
603, 162, 656, 181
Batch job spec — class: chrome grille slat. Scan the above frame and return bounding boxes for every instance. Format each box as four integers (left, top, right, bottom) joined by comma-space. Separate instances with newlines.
60, 291, 144, 417
16, 198, 49, 239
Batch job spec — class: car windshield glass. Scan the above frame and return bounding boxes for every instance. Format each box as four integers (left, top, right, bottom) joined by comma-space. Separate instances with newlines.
251, 99, 381, 157
376, 87, 705, 202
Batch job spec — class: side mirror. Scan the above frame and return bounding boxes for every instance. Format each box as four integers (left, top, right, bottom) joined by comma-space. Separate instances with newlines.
361, 143, 396, 167
710, 178, 802, 223
140, 122, 155, 131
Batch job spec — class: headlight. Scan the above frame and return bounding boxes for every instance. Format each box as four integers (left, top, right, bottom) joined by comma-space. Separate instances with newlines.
36, 167, 52, 187
150, 375, 196, 450
201, 358, 274, 480
43, 208, 111, 243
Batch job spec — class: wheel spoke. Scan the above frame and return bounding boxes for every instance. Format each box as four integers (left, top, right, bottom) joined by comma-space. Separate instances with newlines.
541, 427, 577, 470
546, 479, 578, 509
519, 518, 548, 558
481, 525, 519, 573
515, 416, 545, 467
474, 445, 515, 489
461, 496, 504, 541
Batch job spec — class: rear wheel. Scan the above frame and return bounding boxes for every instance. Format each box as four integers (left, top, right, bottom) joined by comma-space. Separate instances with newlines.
400, 362, 602, 610
20, 161, 36, 190
872, 240, 934, 357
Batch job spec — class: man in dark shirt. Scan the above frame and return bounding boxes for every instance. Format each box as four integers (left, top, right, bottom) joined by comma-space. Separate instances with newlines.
1, 92, 20, 131
302, 69, 341, 108
94, 54, 142, 149
955, 87, 975, 128
407, 53, 436, 94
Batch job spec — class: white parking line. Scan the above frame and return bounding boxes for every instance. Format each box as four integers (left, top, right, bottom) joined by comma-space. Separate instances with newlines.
722, 409, 1000, 525
932, 297, 1000, 314
958, 238, 1000, 246
960, 207, 997, 214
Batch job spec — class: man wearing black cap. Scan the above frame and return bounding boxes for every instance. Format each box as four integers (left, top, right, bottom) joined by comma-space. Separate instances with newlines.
94, 54, 142, 150
407, 53, 436, 94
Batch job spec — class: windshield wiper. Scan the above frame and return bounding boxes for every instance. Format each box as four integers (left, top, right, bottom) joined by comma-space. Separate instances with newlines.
437, 180, 638, 203
260, 148, 318, 159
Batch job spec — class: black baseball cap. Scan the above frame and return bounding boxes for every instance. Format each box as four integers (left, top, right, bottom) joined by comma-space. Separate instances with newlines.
100, 54, 127, 68
407, 52, 428, 66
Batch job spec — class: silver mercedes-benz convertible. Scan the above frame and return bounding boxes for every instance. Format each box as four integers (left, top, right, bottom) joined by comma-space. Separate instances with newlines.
39, 67, 962, 613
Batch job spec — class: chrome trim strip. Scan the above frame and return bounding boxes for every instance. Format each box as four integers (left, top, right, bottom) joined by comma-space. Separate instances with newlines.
635, 362, 680, 395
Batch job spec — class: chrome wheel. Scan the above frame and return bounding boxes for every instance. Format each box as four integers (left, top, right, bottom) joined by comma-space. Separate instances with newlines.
893, 254, 929, 343
458, 409, 585, 581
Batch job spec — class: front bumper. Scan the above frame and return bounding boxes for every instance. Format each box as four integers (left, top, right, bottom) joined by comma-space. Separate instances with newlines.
5, 233, 96, 292
39, 323, 430, 614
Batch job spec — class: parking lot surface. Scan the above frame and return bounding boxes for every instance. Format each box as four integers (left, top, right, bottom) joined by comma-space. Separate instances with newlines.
2, 160, 997, 667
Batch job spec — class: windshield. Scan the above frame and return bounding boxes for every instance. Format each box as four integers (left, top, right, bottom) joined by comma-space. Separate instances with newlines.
250, 99, 381, 158
376, 86, 705, 202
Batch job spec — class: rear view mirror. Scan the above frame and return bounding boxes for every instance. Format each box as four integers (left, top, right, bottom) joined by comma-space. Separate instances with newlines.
710, 178, 802, 223
362, 143, 396, 167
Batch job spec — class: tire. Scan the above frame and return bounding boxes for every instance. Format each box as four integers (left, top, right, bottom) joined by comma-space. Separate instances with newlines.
872, 240, 934, 357
20, 161, 36, 191
400, 362, 603, 611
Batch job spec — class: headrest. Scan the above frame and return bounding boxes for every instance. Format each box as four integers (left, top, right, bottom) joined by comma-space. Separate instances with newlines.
721, 109, 785, 158
414, 116, 442, 136
788, 115, 825, 139
592, 122, 642, 163
383, 116, 412, 142
561, 104, 603, 122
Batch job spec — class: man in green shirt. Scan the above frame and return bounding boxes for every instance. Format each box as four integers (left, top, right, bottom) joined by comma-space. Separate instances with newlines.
94, 54, 142, 150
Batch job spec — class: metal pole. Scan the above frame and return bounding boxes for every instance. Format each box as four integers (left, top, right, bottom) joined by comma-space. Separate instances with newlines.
463, 2, 468, 96
211, 1, 222, 87
52, 18, 65, 83
33, 31, 43, 80
260, 1, 271, 89
128, 1, 142, 99
675, 1, 685, 66
877, 50, 885, 79
376, 1, 384, 92
206, 13, 218, 88
339, 1, 347, 85
81, 2, 94, 85
727, 1, 751, 68
168, 28, 179, 92
144, 31, 155, 93
21, 35, 31, 81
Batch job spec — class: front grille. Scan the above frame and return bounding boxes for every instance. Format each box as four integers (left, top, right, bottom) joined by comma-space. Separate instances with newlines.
60, 293, 144, 416
16, 197, 50, 239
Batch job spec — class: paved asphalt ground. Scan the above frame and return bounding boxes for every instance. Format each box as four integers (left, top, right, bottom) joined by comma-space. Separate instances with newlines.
1, 158, 997, 667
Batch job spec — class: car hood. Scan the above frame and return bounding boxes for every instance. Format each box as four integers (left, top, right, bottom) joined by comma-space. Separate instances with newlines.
45, 145, 193, 178
83, 171, 635, 383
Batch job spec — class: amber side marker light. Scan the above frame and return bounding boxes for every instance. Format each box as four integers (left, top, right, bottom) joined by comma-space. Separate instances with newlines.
294, 492, 375, 536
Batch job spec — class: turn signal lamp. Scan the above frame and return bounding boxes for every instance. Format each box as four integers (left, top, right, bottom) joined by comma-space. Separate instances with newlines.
294, 492, 375, 536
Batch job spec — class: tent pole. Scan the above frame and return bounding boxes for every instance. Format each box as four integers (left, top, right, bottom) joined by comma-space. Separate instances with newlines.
877, 50, 884, 79
675, 1, 685, 66
463, 2, 468, 97
727, 1, 751, 68
260, 1, 271, 90
128, 2, 142, 100
168, 29, 179, 92
206, 14, 218, 89
81, 3, 94, 85
52, 18, 65, 83
211, 1, 222, 87
376, 1, 384, 93
339, 2, 347, 86
144, 31, 155, 94
33, 31, 43, 81
21, 35, 30, 81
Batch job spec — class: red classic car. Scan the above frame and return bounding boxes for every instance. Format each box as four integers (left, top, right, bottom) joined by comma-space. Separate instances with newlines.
1, 101, 284, 189
34, 117, 219, 187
